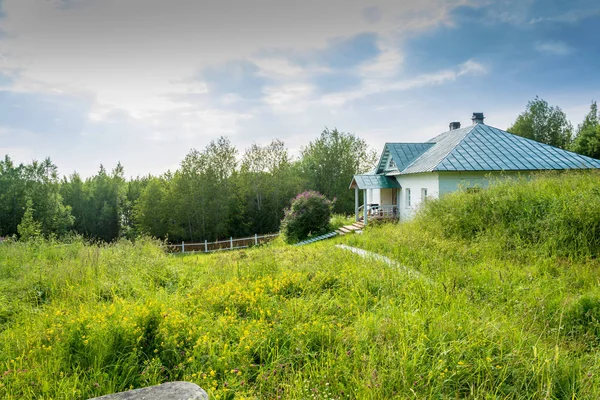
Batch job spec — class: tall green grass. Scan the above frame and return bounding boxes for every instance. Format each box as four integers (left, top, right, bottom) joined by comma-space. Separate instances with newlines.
416, 171, 600, 259
1, 172, 600, 398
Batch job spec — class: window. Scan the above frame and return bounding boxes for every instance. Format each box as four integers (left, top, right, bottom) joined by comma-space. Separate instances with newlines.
405, 188, 411, 207
386, 157, 397, 170
421, 188, 428, 201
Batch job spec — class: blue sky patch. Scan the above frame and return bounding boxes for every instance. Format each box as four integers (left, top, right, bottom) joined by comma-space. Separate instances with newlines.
313, 71, 362, 94
401, 1, 600, 96
202, 60, 269, 100
317, 32, 380, 69
0, 72, 12, 87
0, 91, 91, 139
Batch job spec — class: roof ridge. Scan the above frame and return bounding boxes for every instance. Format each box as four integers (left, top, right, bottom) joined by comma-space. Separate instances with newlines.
400, 125, 476, 173
426, 125, 476, 144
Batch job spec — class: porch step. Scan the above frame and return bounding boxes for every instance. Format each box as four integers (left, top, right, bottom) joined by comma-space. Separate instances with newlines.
295, 223, 365, 246
295, 231, 338, 246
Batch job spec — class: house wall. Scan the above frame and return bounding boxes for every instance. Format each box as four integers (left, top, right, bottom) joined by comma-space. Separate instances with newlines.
380, 188, 393, 205
393, 170, 528, 221
438, 171, 526, 196
395, 172, 440, 221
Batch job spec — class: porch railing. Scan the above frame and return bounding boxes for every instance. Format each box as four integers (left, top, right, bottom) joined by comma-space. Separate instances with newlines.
358, 204, 398, 219
370, 204, 398, 218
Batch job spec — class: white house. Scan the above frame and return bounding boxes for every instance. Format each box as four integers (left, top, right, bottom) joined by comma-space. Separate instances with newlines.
350, 113, 600, 224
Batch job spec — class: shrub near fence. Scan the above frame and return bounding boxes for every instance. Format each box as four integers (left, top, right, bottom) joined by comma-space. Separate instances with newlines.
165, 233, 279, 253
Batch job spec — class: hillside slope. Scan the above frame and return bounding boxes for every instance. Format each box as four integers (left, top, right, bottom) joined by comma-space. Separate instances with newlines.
1, 172, 600, 399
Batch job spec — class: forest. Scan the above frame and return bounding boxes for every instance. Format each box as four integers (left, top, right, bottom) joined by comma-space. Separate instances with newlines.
1, 97, 599, 243
0, 129, 375, 243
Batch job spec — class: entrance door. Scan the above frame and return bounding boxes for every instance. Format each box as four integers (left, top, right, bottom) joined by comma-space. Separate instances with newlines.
391, 188, 398, 218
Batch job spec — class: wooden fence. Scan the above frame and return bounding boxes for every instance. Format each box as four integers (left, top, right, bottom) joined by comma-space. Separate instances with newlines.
165, 233, 280, 254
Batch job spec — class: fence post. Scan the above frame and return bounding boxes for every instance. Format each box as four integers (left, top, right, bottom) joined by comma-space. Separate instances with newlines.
254, 233, 258, 246
230, 237, 233, 250
204, 239, 208, 253
182, 241, 185, 253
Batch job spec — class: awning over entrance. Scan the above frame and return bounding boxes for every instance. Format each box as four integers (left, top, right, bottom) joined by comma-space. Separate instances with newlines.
349, 174, 401, 190
350, 175, 401, 225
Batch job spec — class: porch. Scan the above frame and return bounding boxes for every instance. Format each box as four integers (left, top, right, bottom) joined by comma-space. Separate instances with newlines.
357, 203, 399, 221
349, 174, 401, 225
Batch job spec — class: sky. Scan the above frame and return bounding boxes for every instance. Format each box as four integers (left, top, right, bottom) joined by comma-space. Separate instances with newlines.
0, 0, 599, 178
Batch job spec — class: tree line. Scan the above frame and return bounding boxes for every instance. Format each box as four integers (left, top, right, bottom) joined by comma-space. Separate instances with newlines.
2, 97, 599, 243
0, 129, 375, 242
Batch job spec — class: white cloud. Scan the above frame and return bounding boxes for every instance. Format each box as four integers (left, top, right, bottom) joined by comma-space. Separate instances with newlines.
263, 84, 316, 113
358, 45, 404, 80
0, 0, 490, 176
254, 38, 489, 114
458, 59, 488, 75
529, 8, 600, 24
534, 40, 574, 56
319, 60, 487, 106
252, 57, 331, 81
0, 0, 475, 117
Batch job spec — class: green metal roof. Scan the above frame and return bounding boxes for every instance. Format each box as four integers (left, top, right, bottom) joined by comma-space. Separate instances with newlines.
376, 143, 434, 173
350, 174, 401, 189
401, 124, 600, 174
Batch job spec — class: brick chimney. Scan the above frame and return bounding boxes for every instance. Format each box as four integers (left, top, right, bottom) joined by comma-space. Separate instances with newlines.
472, 112, 485, 125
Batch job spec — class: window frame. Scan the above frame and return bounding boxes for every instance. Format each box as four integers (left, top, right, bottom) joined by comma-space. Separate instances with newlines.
405, 188, 411, 208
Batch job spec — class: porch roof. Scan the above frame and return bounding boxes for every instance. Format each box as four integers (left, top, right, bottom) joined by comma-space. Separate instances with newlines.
349, 174, 401, 190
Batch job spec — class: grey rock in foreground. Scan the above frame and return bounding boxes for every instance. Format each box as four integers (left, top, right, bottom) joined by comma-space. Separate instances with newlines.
89, 382, 209, 400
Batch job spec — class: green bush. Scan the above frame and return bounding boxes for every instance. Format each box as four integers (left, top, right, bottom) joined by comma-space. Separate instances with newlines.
281, 191, 333, 243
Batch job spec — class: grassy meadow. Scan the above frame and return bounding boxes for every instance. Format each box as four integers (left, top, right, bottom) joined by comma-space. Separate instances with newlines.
2, 172, 600, 399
